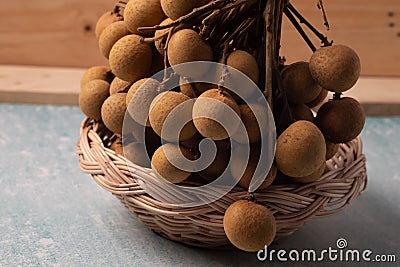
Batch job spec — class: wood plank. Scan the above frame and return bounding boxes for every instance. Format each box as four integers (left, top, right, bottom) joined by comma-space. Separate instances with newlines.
280, 0, 400, 76
1, 65, 399, 115
0, 0, 110, 68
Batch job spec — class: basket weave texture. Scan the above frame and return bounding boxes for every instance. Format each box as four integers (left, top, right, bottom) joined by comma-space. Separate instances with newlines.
76, 117, 367, 248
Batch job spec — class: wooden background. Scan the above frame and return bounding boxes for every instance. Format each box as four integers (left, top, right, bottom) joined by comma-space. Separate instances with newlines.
0, 0, 399, 76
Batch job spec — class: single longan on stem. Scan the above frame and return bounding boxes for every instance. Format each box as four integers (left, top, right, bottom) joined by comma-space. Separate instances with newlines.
149, 91, 197, 142
110, 77, 131, 95
309, 44, 361, 93
79, 79, 110, 120
192, 89, 241, 140
80, 66, 114, 87
126, 78, 161, 127
275, 120, 326, 177
101, 93, 127, 134
124, 0, 166, 36
95, 11, 122, 39
226, 50, 259, 84
109, 35, 152, 82
98, 21, 130, 59
167, 29, 213, 77
281, 61, 322, 104
223, 200, 276, 252
316, 97, 365, 143
161, 0, 211, 20
151, 143, 195, 183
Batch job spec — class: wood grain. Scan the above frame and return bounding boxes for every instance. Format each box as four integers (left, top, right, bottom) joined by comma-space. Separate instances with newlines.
1, 65, 399, 115
0, 0, 110, 68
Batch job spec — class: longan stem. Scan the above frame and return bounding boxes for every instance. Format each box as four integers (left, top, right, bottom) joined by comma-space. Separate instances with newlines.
137, 0, 233, 33
283, 8, 317, 52
317, 0, 330, 31
286, 3, 332, 47
140, 31, 169, 44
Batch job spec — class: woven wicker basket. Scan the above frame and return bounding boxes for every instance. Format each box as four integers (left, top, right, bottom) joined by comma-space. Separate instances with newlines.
76, 117, 367, 248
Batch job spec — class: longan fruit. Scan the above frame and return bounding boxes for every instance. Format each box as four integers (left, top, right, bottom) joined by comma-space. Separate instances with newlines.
281, 62, 322, 104
110, 77, 131, 95
198, 140, 230, 181
149, 91, 197, 142
124, 0, 166, 35
123, 141, 151, 168
126, 78, 161, 126
99, 21, 130, 59
223, 200, 276, 252
110, 138, 123, 155
192, 89, 241, 140
80, 66, 114, 87
151, 143, 195, 183
306, 88, 328, 108
161, 0, 210, 20
290, 162, 326, 183
316, 97, 365, 143
79, 79, 110, 120
233, 103, 266, 144
109, 35, 152, 82
167, 29, 213, 77
154, 18, 173, 55
309, 45, 361, 93
275, 120, 326, 177
179, 76, 211, 98
101, 93, 127, 134
226, 50, 259, 84
95, 11, 122, 39
326, 141, 340, 160
290, 103, 314, 122
230, 144, 277, 190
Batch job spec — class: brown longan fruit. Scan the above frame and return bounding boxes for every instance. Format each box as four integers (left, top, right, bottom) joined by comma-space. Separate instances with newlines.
154, 18, 174, 55
110, 138, 124, 155
290, 162, 326, 183
101, 93, 127, 134
316, 97, 365, 143
95, 11, 122, 39
306, 88, 328, 108
99, 21, 130, 59
223, 200, 276, 252
126, 78, 161, 126
151, 143, 195, 183
230, 144, 277, 190
109, 35, 152, 82
79, 79, 110, 120
167, 29, 213, 77
149, 91, 197, 142
161, 0, 210, 20
233, 103, 266, 144
110, 77, 131, 95
192, 89, 241, 140
309, 45, 361, 93
275, 120, 326, 177
198, 140, 230, 181
226, 50, 259, 84
326, 141, 340, 160
290, 103, 314, 122
281, 61, 322, 104
80, 66, 114, 87
123, 0, 166, 36
179, 76, 211, 98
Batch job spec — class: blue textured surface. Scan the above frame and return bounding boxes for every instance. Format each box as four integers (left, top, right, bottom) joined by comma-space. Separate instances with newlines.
0, 104, 399, 266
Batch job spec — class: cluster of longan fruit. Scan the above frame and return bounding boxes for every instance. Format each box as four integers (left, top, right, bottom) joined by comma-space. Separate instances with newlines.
79, 0, 365, 253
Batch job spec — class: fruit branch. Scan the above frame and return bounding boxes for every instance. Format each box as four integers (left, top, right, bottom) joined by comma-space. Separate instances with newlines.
317, 0, 330, 30
283, 7, 317, 52
286, 3, 332, 47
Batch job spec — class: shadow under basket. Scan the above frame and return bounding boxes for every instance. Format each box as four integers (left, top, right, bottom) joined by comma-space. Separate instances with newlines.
76, 118, 367, 249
